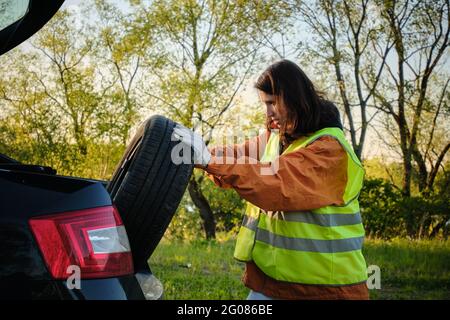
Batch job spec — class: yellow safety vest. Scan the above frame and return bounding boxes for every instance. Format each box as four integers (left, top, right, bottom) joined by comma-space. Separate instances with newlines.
234, 127, 367, 285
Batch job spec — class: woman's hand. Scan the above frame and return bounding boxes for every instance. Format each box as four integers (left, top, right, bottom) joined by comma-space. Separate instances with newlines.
172, 125, 211, 167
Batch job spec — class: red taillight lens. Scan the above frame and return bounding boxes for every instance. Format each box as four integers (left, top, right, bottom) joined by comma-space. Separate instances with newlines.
29, 206, 134, 279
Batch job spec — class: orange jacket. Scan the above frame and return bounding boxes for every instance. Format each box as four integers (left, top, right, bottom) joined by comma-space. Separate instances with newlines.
205, 130, 369, 300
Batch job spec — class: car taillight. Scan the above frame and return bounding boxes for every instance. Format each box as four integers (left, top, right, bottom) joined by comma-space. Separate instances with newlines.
29, 205, 134, 279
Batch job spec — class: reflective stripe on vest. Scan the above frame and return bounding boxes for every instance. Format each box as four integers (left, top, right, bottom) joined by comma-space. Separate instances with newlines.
233, 127, 368, 285
243, 211, 362, 228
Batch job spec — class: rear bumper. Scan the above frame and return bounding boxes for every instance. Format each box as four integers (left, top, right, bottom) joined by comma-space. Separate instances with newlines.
57, 275, 146, 300
1, 273, 163, 300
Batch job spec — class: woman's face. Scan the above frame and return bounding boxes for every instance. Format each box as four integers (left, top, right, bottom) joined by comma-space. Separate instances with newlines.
259, 90, 287, 130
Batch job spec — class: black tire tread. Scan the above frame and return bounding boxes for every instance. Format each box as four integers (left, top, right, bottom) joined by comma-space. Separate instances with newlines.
107, 115, 193, 270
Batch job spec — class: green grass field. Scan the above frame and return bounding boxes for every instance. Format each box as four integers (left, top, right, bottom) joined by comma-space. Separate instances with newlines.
149, 238, 450, 300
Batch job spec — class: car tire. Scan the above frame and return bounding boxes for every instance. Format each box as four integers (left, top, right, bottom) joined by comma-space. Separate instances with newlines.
107, 115, 193, 270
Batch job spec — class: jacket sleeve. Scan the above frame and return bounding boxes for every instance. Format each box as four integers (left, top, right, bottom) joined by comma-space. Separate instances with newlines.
206, 131, 267, 189
205, 136, 348, 211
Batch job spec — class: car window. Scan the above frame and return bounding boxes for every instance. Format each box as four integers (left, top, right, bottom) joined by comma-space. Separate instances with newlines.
0, 0, 30, 32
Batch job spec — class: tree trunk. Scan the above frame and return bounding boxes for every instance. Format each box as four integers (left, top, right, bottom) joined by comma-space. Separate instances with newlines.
188, 176, 216, 239
427, 142, 450, 192
412, 144, 428, 193
402, 156, 412, 198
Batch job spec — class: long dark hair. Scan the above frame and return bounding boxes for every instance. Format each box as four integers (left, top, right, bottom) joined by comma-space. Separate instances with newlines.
255, 59, 342, 146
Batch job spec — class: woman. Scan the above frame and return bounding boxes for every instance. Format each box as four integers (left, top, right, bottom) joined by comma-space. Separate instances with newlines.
174, 59, 369, 300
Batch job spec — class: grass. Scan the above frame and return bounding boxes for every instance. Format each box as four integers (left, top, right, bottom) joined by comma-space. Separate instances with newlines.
148, 238, 450, 300
362, 238, 450, 299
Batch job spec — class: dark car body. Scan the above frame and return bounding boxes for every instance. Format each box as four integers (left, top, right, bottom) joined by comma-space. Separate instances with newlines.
0, 0, 161, 300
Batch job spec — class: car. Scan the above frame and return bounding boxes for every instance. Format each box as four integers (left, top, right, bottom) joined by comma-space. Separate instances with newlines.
0, 0, 194, 300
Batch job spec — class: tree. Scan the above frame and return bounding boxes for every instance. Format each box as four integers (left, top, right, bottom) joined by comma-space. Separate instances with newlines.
0, 51, 72, 170
295, 0, 449, 196
0, 6, 135, 178
94, 0, 149, 146
128, 0, 293, 238
372, 0, 449, 196
296, 0, 391, 159
0, 9, 102, 175
30, 10, 102, 158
